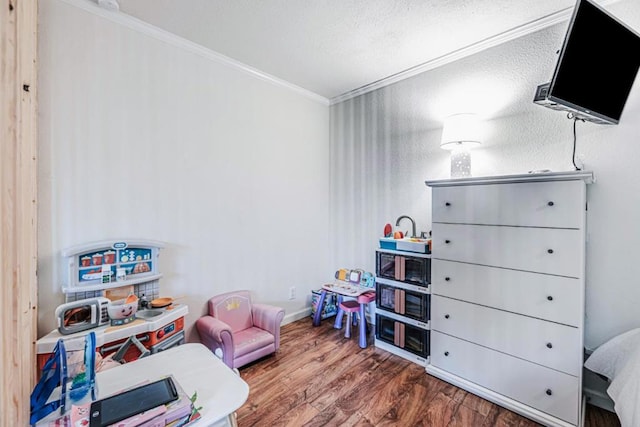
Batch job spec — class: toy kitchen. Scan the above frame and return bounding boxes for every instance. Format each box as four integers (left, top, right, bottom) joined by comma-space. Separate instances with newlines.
36, 239, 188, 372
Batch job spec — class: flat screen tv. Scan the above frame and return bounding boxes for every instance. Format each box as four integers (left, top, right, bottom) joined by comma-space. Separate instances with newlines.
535, 0, 640, 124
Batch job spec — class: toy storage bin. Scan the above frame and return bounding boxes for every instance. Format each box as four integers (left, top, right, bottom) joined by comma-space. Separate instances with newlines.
375, 313, 429, 358
311, 289, 338, 319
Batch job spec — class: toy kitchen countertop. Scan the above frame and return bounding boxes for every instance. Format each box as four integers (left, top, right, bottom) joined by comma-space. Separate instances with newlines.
36, 304, 189, 354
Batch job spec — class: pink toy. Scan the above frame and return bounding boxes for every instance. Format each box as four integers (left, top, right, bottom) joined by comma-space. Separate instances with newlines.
336, 291, 376, 348
196, 290, 285, 369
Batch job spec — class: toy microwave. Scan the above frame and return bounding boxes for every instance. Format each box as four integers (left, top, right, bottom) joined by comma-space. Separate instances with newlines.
55, 297, 110, 335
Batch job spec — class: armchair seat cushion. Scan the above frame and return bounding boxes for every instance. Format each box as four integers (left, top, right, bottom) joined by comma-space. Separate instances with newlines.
234, 327, 275, 358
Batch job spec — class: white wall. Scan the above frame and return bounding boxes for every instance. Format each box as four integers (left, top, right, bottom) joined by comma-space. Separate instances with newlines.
39, 0, 640, 351
330, 0, 640, 350
37, 0, 330, 341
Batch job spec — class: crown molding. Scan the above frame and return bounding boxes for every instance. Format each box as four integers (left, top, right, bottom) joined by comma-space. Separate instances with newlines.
55, 0, 625, 108
329, 0, 623, 105
56, 0, 330, 106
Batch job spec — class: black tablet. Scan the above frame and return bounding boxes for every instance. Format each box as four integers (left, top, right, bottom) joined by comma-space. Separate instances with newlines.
89, 376, 179, 427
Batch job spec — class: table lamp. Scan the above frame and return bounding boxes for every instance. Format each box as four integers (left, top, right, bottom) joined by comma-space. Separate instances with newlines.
440, 113, 482, 178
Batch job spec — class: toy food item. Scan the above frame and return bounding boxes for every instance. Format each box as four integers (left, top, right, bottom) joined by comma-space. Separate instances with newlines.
383, 223, 392, 237
133, 262, 150, 274
103, 250, 116, 264
393, 231, 404, 239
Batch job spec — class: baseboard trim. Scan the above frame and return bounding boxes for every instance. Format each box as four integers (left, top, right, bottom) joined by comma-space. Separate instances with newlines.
283, 308, 312, 325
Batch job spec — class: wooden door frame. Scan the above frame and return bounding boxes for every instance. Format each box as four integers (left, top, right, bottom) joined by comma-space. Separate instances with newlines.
1, 0, 38, 425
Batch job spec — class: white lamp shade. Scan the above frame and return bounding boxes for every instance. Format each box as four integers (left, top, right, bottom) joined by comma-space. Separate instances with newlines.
440, 113, 482, 150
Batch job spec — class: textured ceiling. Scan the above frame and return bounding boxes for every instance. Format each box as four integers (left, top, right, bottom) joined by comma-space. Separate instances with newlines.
116, 0, 607, 100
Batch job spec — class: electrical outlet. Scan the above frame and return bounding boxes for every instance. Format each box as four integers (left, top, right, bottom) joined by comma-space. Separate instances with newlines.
288, 286, 296, 300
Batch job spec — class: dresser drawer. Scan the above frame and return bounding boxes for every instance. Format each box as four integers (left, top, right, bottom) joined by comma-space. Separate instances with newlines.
431, 296, 581, 375
432, 180, 585, 228
432, 223, 584, 277
431, 260, 581, 326
430, 331, 580, 425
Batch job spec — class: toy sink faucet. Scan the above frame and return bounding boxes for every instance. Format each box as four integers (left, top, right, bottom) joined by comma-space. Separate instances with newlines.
395, 215, 416, 238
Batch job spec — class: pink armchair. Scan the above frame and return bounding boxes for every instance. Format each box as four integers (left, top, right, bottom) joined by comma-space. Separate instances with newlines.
196, 290, 285, 369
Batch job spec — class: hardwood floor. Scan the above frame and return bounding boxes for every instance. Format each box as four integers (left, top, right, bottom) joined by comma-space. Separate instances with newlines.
236, 317, 620, 427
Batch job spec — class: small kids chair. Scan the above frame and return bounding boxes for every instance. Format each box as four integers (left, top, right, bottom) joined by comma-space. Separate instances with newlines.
196, 290, 285, 369
337, 291, 376, 348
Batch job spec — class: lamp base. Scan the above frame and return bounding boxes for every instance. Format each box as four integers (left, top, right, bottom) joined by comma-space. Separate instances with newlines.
450, 150, 471, 178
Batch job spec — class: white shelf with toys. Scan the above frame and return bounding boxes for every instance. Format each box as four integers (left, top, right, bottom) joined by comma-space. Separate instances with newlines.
61, 239, 164, 294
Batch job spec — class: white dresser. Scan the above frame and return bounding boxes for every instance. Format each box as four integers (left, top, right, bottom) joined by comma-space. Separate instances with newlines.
425, 171, 593, 427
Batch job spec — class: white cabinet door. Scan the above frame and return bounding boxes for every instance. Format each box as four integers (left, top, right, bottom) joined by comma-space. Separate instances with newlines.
430, 331, 580, 425
432, 223, 584, 277
432, 180, 585, 228
431, 260, 581, 326
431, 295, 581, 375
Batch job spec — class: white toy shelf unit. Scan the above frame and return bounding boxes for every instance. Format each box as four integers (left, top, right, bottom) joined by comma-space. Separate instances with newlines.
62, 239, 164, 303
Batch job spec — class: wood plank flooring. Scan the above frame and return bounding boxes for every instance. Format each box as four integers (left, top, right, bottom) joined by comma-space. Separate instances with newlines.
236, 317, 620, 427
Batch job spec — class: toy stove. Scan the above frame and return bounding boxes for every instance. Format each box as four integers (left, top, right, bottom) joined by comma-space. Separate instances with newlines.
99, 316, 185, 363
110, 315, 137, 327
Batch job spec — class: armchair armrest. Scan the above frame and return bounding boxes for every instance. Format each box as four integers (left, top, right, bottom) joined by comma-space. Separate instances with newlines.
195, 315, 234, 366
252, 304, 285, 349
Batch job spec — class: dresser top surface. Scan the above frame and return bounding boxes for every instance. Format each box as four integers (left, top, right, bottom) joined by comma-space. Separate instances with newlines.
425, 170, 594, 187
